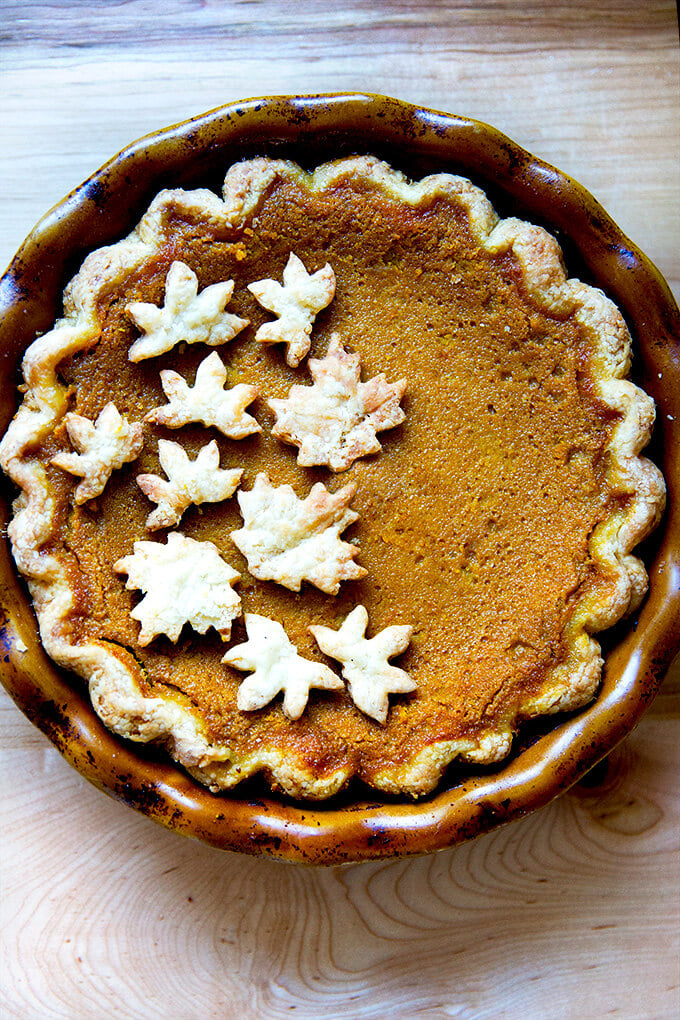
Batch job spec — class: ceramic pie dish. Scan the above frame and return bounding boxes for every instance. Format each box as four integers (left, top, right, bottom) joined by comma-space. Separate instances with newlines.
1, 94, 678, 863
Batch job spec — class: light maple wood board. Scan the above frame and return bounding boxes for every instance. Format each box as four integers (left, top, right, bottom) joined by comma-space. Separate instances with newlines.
1, 3, 679, 1018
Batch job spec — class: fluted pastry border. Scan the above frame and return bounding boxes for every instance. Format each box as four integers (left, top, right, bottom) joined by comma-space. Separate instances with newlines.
0, 156, 666, 799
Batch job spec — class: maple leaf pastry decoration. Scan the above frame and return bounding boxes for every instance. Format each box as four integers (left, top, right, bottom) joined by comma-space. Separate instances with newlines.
230, 472, 367, 594
222, 613, 344, 720
309, 605, 415, 724
51, 402, 144, 503
247, 252, 336, 367
136, 439, 243, 530
268, 334, 407, 471
145, 351, 261, 439
125, 260, 249, 362
114, 531, 241, 645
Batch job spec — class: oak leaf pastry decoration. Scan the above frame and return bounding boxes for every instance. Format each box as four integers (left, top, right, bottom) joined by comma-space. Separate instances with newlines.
230, 472, 367, 594
126, 260, 249, 362
247, 252, 336, 367
145, 351, 261, 439
51, 401, 144, 503
136, 438, 243, 530
269, 334, 407, 471
309, 605, 415, 724
223, 613, 344, 720
114, 531, 241, 645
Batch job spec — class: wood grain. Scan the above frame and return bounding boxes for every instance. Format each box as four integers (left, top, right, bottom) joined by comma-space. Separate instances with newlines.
1, 3, 678, 1018
1, 678, 678, 1019
1, 2, 678, 298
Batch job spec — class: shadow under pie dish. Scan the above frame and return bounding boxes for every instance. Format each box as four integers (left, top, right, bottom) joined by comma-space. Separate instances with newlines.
0, 96, 678, 861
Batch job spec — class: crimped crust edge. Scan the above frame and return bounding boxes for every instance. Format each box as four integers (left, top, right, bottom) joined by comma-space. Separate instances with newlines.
0, 156, 666, 799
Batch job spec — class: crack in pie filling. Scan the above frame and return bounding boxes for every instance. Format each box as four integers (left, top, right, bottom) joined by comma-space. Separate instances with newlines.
0, 156, 665, 799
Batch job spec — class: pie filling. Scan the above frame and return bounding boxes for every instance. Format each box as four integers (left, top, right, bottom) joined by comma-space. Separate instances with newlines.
1, 158, 664, 798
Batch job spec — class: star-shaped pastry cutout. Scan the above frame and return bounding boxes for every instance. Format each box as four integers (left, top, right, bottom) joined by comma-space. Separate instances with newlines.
126, 260, 249, 362
114, 531, 241, 645
51, 402, 144, 503
230, 473, 366, 594
137, 439, 243, 530
269, 334, 407, 471
145, 351, 261, 439
309, 605, 415, 724
223, 613, 343, 720
247, 252, 335, 367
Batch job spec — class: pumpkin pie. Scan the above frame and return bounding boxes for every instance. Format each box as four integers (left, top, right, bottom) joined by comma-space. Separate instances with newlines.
0, 156, 665, 799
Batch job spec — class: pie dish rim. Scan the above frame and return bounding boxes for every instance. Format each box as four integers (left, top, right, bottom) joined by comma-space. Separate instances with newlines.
0, 93, 678, 863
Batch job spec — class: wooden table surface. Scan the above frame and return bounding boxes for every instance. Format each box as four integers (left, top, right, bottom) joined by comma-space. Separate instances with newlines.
1, 3, 678, 1018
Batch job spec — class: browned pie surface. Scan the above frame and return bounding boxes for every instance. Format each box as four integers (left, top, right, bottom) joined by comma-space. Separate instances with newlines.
38, 178, 619, 786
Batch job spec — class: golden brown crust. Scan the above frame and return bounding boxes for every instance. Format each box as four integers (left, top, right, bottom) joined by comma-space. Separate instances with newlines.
0, 156, 666, 799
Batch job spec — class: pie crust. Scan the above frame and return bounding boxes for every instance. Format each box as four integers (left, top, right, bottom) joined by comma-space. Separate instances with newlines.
0, 156, 665, 800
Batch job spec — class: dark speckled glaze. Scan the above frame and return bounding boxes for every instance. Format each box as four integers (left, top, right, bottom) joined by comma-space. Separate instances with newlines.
1, 94, 678, 864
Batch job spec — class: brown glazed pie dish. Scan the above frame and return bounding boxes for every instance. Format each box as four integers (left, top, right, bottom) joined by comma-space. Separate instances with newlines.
1, 94, 678, 864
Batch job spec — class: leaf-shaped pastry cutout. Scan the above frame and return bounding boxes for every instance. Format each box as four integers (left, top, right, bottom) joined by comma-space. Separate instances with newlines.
51, 402, 144, 503
114, 531, 241, 645
126, 260, 248, 362
247, 252, 335, 367
231, 472, 366, 594
269, 334, 406, 470
145, 351, 260, 439
223, 613, 343, 720
310, 605, 415, 723
137, 439, 242, 530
